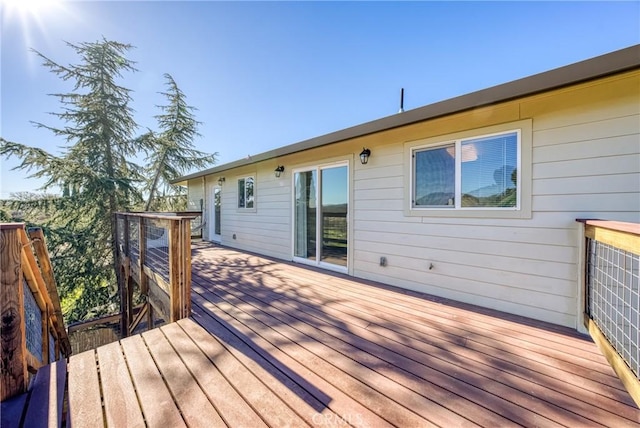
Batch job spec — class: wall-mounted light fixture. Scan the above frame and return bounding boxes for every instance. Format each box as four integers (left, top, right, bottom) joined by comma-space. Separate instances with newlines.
217, 177, 226, 186
274, 165, 285, 178
359, 148, 371, 165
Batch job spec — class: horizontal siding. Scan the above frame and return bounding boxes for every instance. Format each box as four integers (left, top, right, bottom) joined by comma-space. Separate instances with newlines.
194, 69, 640, 329
533, 173, 639, 195
353, 175, 404, 190
354, 246, 576, 282
353, 230, 576, 265
522, 73, 640, 130
356, 209, 640, 231
533, 153, 640, 178
352, 267, 576, 327
533, 134, 639, 163
533, 114, 639, 147
532, 192, 640, 212
354, 164, 404, 181
351, 260, 577, 311
187, 179, 204, 211
349, 73, 639, 328
356, 221, 576, 247
214, 168, 292, 260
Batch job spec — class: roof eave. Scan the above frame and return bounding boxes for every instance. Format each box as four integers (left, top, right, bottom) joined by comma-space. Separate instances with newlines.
173, 44, 640, 184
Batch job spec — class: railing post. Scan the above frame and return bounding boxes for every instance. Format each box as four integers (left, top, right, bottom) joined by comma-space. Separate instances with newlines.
139, 216, 147, 295
42, 303, 50, 365
169, 219, 180, 322
117, 214, 130, 338
138, 216, 152, 329
28, 228, 71, 357
0, 224, 28, 401
181, 218, 192, 319
167, 217, 193, 322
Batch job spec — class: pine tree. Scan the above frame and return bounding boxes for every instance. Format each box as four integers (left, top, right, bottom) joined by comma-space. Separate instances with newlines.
141, 73, 217, 211
1, 39, 146, 320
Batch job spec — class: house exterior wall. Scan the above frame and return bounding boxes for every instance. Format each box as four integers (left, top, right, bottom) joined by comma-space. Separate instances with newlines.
195, 70, 640, 330
187, 178, 205, 211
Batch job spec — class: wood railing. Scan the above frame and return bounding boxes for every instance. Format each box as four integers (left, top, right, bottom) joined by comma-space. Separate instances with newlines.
0, 224, 71, 401
144, 211, 203, 239
180, 211, 203, 239
66, 312, 124, 355
578, 219, 640, 407
115, 212, 195, 338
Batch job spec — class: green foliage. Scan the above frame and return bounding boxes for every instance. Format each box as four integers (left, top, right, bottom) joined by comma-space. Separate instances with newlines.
141, 73, 217, 211
1, 194, 117, 321
1, 39, 216, 323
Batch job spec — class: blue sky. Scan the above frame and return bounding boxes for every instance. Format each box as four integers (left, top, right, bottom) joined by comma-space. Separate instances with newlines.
1, 1, 639, 198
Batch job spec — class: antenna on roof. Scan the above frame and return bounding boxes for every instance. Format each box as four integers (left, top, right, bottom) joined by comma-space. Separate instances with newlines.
398, 88, 404, 113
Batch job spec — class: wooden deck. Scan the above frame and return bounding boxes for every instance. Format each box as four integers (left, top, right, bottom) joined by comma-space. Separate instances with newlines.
5, 242, 640, 427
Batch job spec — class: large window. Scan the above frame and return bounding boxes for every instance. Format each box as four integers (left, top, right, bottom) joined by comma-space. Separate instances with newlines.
237, 176, 254, 209
412, 130, 520, 210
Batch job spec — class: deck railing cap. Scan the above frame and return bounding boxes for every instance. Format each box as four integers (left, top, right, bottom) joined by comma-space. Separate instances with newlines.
115, 212, 198, 221
0, 222, 26, 230
576, 218, 640, 236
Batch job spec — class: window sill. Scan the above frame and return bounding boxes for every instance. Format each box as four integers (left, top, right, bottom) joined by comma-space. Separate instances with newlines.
404, 207, 531, 219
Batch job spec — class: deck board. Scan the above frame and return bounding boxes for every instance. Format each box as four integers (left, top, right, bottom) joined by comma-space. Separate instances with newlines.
159, 322, 267, 428
209, 274, 618, 427
192, 273, 517, 427
21, 242, 637, 428
68, 350, 104, 428
188, 303, 395, 427
0, 392, 27, 428
181, 312, 315, 428
235, 265, 637, 414
22, 358, 66, 428
188, 243, 640, 427
191, 261, 627, 427
97, 341, 146, 428
141, 327, 225, 428
120, 335, 186, 428
262, 263, 628, 392
193, 286, 439, 427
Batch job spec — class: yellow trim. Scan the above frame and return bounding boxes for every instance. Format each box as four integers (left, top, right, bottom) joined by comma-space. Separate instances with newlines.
585, 224, 639, 255
587, 318, 640, 408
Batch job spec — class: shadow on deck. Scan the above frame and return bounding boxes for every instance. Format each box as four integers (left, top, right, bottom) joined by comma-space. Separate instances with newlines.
4, 242, 640, 427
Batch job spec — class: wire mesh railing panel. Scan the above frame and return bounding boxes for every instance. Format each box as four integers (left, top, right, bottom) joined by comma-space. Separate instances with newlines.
23, 278, 43, 362
129, 218, 140, 264
150, 309, 166, 330
190, 214, 202, 239
68, 322, 122, 355
116, 216, 125, 254
587, 238, 640, 378
49, 333, 55, 363
143, 217, 170, 286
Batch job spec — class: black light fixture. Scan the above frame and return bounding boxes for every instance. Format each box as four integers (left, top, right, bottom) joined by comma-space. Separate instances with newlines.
359, 147, 371, 165
217, 177, 225, 186
274, 165, 285, 178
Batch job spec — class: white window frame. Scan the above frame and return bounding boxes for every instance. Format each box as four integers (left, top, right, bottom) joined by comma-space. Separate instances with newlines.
291, 159, 351, 275
237, 175, 256, 212
404, 119, 532, 219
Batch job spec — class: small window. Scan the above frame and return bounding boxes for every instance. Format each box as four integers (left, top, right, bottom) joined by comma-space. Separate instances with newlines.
413, 130, 519, 210
237, 176, 255, 209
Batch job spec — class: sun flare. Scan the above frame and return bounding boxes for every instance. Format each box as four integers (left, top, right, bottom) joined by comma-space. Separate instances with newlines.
1, 0, 61, 19
1, 0, 69, 65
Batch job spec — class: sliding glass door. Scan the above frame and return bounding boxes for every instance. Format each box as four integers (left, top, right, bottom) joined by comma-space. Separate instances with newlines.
209, 186, 221, 242
294, 164, 348, 271
294, 170, 317, 261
